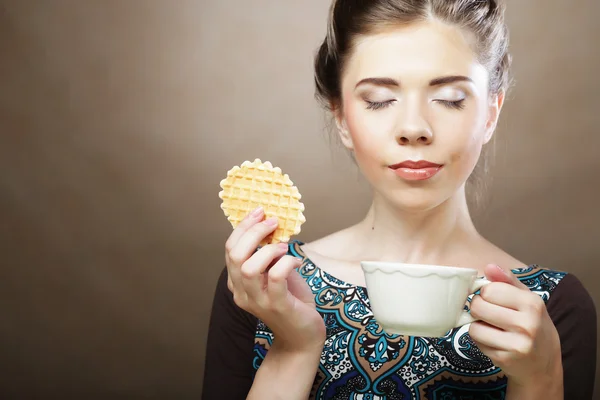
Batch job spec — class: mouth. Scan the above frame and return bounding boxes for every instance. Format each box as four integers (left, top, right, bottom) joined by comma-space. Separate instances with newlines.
388, 160, 443, 181
389, 160, 442, 169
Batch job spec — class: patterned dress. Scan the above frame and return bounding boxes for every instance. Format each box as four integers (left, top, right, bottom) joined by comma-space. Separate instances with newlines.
252, 240, 567, 400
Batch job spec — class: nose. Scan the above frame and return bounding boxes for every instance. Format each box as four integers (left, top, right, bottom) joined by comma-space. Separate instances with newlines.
397, 130, 433, 145
396, 100, 433, 146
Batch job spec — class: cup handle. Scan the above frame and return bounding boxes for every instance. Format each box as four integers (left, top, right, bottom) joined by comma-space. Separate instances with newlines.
455, 277, 492, 328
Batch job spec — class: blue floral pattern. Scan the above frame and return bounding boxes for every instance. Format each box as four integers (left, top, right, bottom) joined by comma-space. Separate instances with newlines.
252, 241, 567, 399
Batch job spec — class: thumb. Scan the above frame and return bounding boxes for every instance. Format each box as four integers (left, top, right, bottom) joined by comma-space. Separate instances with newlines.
484, 263, 527, 289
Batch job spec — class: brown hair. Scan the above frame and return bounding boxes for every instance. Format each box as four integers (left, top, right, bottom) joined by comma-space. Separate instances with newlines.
314, 0, 511, 110
314, 0, 512, 209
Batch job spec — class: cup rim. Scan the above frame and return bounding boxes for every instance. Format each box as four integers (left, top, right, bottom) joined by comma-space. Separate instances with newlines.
360, 261, 478, 278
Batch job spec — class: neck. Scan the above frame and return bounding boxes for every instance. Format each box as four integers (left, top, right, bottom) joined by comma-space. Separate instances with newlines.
355, 186, 481, 265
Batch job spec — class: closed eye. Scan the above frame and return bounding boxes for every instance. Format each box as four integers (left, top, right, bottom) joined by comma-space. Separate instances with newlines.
365, 100, 395, 110
435, 99, 465, 110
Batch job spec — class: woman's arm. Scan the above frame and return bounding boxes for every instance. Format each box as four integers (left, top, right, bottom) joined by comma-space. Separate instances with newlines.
504, 273, 596, 399
203, 269, 324, 400
202, 268, 258, 400
546, 273, 597, 399
248, 340, 322, 400
470, 266, 596, 400
504, 354, 564, 399
204, 208, 326, 399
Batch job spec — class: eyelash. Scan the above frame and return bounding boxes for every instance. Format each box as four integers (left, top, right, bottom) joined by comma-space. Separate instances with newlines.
365, 99, 466, 111
365, 100, 395, 110
436, 99, 466, 110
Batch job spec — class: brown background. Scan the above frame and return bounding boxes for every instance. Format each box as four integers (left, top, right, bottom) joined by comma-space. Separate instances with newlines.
1, 0, 598, 398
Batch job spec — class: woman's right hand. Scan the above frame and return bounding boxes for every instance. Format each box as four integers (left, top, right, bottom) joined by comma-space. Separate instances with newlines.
225, 206, 326, 352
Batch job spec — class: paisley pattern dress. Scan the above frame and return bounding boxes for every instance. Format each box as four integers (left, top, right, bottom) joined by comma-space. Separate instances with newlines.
252, 240, 567, 400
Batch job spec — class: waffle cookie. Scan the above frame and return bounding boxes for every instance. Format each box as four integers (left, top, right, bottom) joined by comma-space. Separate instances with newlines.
219, 159, 306, 246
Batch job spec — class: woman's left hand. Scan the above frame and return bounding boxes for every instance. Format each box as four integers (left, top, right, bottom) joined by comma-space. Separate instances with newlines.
469, 264, 563, 392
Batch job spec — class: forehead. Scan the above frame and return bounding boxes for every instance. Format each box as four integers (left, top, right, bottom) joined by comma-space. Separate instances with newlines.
344, 20, 488, 85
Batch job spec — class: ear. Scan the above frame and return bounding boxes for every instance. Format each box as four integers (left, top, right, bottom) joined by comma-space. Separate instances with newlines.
332, 105, 354, 150
483, 90, 505, 144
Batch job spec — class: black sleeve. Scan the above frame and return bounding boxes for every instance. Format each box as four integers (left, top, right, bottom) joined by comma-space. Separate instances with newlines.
202, 267, 259, 400
546, 273, 597, 400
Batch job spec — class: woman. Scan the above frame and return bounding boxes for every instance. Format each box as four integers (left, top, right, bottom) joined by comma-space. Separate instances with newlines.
203, 0, 597, 399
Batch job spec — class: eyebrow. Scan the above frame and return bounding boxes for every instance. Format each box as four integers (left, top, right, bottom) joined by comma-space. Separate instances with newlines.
355, 77, 399, 88
429, 75, 473, 86
355, 75, 473, 89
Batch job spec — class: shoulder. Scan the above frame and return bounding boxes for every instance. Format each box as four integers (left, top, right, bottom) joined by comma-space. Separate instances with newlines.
511, 266, 569, 301
511, 266, 595, 311
512, 266, 596, 340
540, 269, 596, 319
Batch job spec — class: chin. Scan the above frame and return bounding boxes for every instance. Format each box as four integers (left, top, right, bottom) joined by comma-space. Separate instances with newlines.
380, 186, 453, 213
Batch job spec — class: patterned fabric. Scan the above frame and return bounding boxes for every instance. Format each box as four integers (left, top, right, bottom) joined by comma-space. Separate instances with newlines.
253, 240, 567, 400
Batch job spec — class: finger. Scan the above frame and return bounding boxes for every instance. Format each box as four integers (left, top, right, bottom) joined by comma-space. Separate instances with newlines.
240, 243, 289, 299
473, 341, 508, 366
470, 294, 521, 330
225, 206, 265, 257
477, 282, 528, 311
227, 216, 279, 270
225, 208, 268, 292
473, 337, 529, 370
469, 321, 516, 350
267, 255, 303, 304
484, 264, 527, 290
287, 267, 313, 303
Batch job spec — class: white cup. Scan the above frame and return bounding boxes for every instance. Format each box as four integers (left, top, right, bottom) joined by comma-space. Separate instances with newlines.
360, 261, 491, 337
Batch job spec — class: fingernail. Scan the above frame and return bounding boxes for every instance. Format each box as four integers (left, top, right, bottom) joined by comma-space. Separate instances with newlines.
264, 217, 278, 226
250, 207, 263, 218
277, 243, 288, 251
493, 264, 506, 274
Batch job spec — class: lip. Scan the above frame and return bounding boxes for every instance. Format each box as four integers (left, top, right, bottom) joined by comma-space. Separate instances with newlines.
388, 160, 443, 181
389, 160, 442, 169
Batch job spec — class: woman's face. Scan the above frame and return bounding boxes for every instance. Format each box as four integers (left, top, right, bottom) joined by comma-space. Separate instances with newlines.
337, 20, 502, 212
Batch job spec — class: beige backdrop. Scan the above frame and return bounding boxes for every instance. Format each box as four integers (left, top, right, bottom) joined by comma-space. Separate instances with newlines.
0, 0, 598, 398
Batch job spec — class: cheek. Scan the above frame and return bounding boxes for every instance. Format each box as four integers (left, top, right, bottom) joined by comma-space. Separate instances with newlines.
343, 98, 393, 154
343, 99, 369, 151
448, 140, 483, 177
444, 108, 488, 174
343, 103, 390, 180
